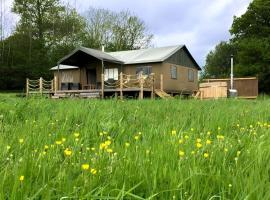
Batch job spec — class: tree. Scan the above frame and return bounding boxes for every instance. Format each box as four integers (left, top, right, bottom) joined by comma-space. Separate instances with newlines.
203, 42, 236, 79
230, 0, 270, 93
204, 0, 270, 93
83, 8, 153, 51
0, 0, 85, 90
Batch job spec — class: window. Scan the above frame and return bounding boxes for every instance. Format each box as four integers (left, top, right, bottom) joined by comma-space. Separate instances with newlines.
188, 69, 194, 82
136, 66, 152, 77
104, 68, 118, 81
171, 66, 177, 79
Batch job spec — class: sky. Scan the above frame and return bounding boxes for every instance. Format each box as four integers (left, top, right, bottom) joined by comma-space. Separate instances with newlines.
2, 0, 252, 66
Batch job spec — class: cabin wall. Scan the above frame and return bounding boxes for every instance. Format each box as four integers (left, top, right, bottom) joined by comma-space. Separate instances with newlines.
161, 62, 198, 92
53, 69, 80, 89
123, 62, 198, 93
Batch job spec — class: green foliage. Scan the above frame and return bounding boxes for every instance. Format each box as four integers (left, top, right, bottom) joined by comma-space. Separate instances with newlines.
0, 96, 270, 199
203, 42, 236, 78
205, 0, 270, 93
0, 4, 153, 91
83, 8, 153, 51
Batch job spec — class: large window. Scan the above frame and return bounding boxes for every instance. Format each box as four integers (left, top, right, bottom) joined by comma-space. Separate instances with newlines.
104, 68, 118, 81
188, 69, 194, 82
171, 66, 177, 79
136, 66, 152, 77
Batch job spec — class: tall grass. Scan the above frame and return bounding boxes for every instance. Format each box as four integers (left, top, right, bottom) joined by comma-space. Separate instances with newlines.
0, 94, 269, 199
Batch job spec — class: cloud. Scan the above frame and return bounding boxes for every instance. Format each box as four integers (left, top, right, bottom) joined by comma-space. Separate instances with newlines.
3, 0, 252, 66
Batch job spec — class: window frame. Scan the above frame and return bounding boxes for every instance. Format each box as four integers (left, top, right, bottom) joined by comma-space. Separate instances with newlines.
104, 68, 119, 81
170, 66, 177, 79
136, 66, 152, 78
188, 69, 194, 82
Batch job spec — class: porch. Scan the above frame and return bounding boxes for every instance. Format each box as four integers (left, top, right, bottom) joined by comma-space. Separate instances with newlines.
25, 73, 170, 99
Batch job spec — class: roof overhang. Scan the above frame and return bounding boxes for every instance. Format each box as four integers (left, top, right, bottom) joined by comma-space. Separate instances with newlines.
57, 47, 124, 65
50, 65, 79, 71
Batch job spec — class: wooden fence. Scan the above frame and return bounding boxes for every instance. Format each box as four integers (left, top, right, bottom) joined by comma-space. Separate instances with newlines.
101, 72, 156, 99
26, 77, 54, 96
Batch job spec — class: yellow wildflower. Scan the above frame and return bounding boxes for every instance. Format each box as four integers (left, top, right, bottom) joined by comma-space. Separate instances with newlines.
179, 150, 185, 157
203, 153, 209, 158
206, 139, 211, 145
106, 148, 113, 153
196, 138, 201, 143
99, 132, 103, 136
91, 147, 95, 151
217, 135, 224, 140
196, 143, 202, 148
134, 135, 139, 140
207, 131, 211, 135
99, 143, 107, 150
64, 148, 72, 156
74, 133, 80, 137
184, 135, 189, 139
224, 148, 228, 152
171, 130, 177, 135
146, 149, 150, 154
6, 145, 11, 150
81, 164, 90, 170
138, 132, 142, 135
62, 138, 66, 142
191, 128, 194, 131
178, 139, 184, 144
44, 145, 49, 150
75, 138, 79, 142
237, 151, 241, 156
19, 139, 24, 144
191, 151, 195, 155
229, 184, 232, 188
218, 127, 221, 131
55, 140, 62, 145
104, 140, 111, 146
125, 142, 130, 147
19, 175, 24, 182
90, 168, 97, 175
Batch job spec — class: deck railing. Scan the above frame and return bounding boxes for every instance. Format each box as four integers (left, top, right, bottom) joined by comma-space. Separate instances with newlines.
26, 77, 54, 96
26, 73, 164, 99
101, 73, 156, 99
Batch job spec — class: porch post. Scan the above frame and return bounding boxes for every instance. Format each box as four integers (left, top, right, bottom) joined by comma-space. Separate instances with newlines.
101, 73, 104, 99
151, 73, 155, 99
160, 74, 164, 91
139, 74, 144, 100
120, 72, 123, 100
57, 62, 60, 93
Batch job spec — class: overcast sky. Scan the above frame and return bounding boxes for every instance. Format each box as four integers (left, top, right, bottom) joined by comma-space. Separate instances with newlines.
3, 0, 252, 66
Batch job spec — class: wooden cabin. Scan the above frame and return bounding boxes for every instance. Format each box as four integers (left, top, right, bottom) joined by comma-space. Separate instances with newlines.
50, 45, 201, 98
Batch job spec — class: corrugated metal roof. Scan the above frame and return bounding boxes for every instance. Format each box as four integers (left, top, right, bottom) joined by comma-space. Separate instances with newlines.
58, 47, 123, 65
50, 65, 79, 70
108, 45, 183, 64
57, 45, 200, 69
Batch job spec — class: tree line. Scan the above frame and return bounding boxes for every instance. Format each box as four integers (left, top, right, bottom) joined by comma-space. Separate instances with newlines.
203, 0, 270, 93
0, 0, 153, 90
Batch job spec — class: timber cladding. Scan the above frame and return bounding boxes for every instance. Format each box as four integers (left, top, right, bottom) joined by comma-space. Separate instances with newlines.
202, 77, 258, 98
123, 62, 198, 92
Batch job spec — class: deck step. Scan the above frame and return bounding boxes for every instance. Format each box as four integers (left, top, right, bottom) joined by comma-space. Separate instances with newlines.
155, 89, 173, 99
79, 92, 100, 98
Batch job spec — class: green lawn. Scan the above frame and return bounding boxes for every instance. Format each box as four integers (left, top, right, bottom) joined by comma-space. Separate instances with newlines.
0, 94, 270, 199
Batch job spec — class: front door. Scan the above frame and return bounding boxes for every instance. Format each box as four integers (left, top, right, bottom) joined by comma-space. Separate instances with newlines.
87, 69, 97, 88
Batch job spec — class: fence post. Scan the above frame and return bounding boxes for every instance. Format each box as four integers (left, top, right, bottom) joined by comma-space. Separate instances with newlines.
139, 74, 144, 100
51, 79, 54, 92
39, 77, 43, 94
151, 73, 155, 99
160, 74, 163, 91
26, 78, 29, 96
54, 76, 58, 94
120, 72, 123, 100
101, 73, 104, 99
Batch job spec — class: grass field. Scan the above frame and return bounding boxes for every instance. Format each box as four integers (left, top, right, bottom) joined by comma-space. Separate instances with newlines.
0, 94, 270, 199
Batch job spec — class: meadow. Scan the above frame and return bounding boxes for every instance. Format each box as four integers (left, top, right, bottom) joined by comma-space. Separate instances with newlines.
0, 94, 270, 199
